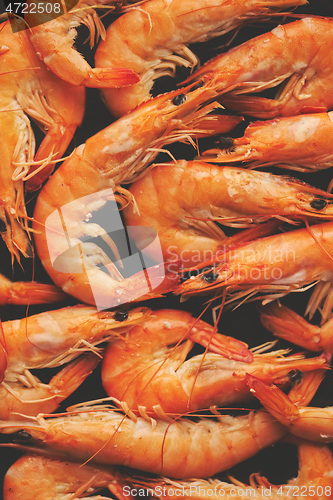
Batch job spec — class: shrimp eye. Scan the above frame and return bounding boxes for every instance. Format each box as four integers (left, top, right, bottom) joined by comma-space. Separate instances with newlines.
218, 137, 234, 149
288, 369, 303, 385
0, 219, 7, 233
114, 310, 129, 322
172, 93, 186, 106
202, 269, 219, 283
14, 430, 32, 441
189, 80, 204, 92
310, 198, 328, 210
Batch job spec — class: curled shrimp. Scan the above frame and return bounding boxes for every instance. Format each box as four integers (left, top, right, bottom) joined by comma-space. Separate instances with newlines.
260, 301, 333, 354
32, 83, 240, 308
135, 439, 333, 500
174, 220, 333, 306
101, 309, 327, 416
247, 372, 333, 443
0, 273, 66, 305
123, 161, 333, 267
3, 453, 132, 500
0, 17, 85, 259
25, 0, 139, 88
0, 353, 100, 420
0, 373, 316, 479
0, 305, 148, 418
200, 112, 333, 173
95, 0, 306, 117
189, 17, 333, 118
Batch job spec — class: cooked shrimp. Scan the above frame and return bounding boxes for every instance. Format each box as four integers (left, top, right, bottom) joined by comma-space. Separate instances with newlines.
247, 373, 333, 443
189, 17, 333, 118
123, 161, 333, 267
260, 301, 333, 354
136, 439, 333, 500
0, 353, 100, 420
200, 112, 333, 173
32, 83, 240, 308
95, 0, 307, 117
3, 453, 132, 500
0, 17, 85, 259
174, 220, 333, 306
2, 304, 148, 377
0, 375, 316, 479
0, 273, 66, 305
25, 0, 139, 88
102, 309, 327, 415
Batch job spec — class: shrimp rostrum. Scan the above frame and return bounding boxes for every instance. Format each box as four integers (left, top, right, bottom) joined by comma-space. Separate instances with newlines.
175, 220, 333, 305
0, 373, 317, 479
0, 304, 148, 419
102, 308, 327, 416
95, 0, 307, 117
189, 17, 333, 119
123, 161, 333, 267
33, 82, 241, 309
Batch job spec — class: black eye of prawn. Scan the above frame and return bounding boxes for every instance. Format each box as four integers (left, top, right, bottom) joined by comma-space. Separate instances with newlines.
114, 310, 129, 322
172, 93, 186, 106
310, 198, 328, 210
202, 269, 219, 283
217, 137, 234, 149
288, 369, 303, 385
14, 430, 32, 441
0, 219, 7, 233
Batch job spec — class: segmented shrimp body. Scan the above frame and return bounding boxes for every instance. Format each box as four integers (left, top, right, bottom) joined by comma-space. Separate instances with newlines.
25, 0, 139, 88
138, 440, 333, 500
0, 273, 66, 305
0, 18, 85, 259
33, 84, 240, 308
190, 17, 333, 118
95, 0, 306, 117
3, 453, 131, 500
200, 112, 333, 173
260, 301, 333, 354
102, 309, 327, 416
124, 161, 333, 267
248, 374, 333, 443
0, 406, 287, 478
0, 305, 147, 419
175, 220, 333, 304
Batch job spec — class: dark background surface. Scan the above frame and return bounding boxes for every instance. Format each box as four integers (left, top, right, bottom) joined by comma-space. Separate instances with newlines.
1, 0, 333, 497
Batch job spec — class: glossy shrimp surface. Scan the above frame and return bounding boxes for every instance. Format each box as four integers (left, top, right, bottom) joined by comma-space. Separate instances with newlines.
248, 374, 333, 443
190, 17, 333, 118
102, 309, 327, 415
200, 112, 333, 172
33, 84, 240, 308
0, 305, 147, 419
175, 220, 333, 304
3, 453, 131, 500
124, 161, 333, 266
25, 0, 139, 88
0, 17, 85, 259
260, 301, 333, 354
137, 439, 333, 500
95, 0, 306, 117
0, 273, 66, 306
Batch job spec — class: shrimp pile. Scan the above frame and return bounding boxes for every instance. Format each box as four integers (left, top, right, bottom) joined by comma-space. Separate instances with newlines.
2, 0, 333, 497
